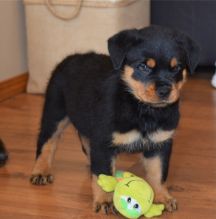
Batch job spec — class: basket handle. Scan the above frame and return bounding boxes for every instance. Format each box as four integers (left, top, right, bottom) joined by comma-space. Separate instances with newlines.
45, 0, 83, 20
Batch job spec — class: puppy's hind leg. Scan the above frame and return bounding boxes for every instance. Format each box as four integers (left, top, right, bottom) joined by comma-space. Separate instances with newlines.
77, 132, 90, 162
30, 74, 69, 185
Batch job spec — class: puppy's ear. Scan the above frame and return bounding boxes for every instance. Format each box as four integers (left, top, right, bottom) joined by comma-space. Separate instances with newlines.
108, 29, 139, 70
175, 31, 200, 74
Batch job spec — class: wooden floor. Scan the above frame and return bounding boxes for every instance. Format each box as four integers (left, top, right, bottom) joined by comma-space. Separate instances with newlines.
0, 73, 216, 219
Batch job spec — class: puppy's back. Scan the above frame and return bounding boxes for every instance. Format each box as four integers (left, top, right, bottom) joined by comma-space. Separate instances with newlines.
52, 52, 112, 83
46, 52, 114, 136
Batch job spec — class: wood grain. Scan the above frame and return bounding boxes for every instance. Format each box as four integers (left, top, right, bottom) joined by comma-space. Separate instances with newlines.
0, 72, 216, 218
0, 73, 28, 102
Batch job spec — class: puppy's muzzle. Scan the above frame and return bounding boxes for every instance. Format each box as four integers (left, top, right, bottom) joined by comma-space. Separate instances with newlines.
156, 82, 172, 99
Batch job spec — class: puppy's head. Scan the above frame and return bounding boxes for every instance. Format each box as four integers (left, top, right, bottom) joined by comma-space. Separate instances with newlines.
108, 26, 200, 107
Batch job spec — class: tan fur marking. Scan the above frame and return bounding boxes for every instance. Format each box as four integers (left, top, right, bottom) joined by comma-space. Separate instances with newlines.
170, 57, 178, 68
146, 58, 156, 68
183, 69, 187, 81
32, 117, 70, 175
154, 185, 173, 202
122, 66, 159, 103
168, 84, 180, 103
146, 84, 157, 100
142, 156, 175, 210
32, 139, 55, 175
148, 130, 174, 143
143, 156, 162, 190
54, 117, 70, 137
80, 134, 90, 160
92, 175, 113, 207
123, 66, 145, 102
177, 69, 187, 89
168, 69, 188, 102
112, 129, 141, 145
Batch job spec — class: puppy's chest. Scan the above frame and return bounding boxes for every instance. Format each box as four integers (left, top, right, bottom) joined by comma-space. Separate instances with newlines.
112, 128, 174, 152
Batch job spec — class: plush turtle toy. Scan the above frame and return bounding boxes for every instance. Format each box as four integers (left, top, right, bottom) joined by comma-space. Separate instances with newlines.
97, 171, 164, 219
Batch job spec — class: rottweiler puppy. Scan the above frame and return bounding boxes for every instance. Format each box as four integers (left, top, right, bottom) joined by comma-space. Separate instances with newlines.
30, 26, 200, 213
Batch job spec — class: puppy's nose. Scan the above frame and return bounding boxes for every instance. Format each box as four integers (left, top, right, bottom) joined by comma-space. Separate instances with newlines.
156, 83, 172, 99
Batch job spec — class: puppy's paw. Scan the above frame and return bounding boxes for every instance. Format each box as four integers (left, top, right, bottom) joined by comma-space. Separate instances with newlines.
164, 197, 177, 212
92, 190, 114, 215
30, 174, 53, 185
154, 186, 177, 212
94, 201, 117, 215
92, 174, 116, 215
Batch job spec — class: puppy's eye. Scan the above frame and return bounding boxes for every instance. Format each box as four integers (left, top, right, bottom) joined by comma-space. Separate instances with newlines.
137, 63, 152, 73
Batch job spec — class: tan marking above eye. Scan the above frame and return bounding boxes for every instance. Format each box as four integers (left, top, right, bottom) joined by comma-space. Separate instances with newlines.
170, 57, 178, 68
146, 58, 156, 68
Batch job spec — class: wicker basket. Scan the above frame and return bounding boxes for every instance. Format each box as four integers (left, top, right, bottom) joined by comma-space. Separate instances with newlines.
24, 0, 150, 93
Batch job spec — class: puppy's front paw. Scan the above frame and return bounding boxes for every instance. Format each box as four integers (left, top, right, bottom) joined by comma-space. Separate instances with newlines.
154, 187, 177, 212
94, 201, 117, 215
30, 174, 53, 185
92, 175, 116, 215
164, 197, 177, 212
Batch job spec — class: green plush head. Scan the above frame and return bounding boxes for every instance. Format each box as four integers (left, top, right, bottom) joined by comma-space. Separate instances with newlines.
113, 176, 154, 219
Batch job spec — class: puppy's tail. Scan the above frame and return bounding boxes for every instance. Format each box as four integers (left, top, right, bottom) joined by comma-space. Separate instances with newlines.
0, 139, 8, 166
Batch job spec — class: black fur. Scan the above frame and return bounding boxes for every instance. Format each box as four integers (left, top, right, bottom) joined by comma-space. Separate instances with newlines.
36, 26, 200, 180
0, 139, 8, 166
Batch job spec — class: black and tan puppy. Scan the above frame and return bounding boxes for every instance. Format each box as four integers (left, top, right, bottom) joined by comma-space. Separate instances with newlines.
30, 26, 200, 213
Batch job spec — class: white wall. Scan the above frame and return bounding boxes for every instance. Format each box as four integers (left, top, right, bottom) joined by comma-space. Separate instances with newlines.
0, 0, 27, 81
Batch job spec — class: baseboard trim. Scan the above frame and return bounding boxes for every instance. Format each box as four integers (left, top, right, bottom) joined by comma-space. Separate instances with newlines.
0, 73, 28, 102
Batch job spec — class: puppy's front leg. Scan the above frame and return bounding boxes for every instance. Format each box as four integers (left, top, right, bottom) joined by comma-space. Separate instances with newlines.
142, 139, 177, 212
90, 145, 116, 214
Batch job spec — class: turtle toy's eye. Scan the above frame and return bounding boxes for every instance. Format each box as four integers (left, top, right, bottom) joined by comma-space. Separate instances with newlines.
134, 203, 139, 209
127, 197, 131, 203
120, 196, 142, 218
